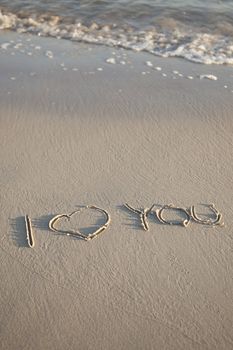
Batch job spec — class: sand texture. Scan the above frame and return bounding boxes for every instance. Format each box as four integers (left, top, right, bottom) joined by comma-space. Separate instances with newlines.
0, 32, 233, 350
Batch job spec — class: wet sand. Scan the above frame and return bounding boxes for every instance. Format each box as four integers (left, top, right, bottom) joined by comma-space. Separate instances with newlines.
0, 31, 233, 350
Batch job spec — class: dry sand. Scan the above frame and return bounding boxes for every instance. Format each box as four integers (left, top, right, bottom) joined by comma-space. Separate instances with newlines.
0, 31, 233, 350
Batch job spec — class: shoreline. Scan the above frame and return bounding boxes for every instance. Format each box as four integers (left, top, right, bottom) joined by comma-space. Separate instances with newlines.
1, 30, 233, 350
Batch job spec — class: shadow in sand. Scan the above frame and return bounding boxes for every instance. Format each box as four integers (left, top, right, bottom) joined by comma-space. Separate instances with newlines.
33, 214, 81, 241
193, 203, 219, 220
10, 216, 28, 247
117, 204, 144, 231
117, 203, 166, 232
33, 214, 55, 232
33, 212, 106, 241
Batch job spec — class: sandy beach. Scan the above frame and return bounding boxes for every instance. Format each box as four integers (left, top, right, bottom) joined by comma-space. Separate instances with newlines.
0, 31, 233, 350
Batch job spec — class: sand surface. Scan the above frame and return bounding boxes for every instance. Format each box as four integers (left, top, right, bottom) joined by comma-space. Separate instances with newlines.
0, 32, 233, 350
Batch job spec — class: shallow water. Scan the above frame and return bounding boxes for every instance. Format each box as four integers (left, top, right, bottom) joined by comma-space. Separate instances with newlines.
1, 0, 233, 64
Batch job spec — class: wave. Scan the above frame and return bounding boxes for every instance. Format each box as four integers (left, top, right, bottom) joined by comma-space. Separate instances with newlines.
1, 9, 233, 65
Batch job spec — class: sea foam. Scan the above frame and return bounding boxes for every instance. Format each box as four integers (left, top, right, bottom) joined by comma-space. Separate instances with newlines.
1, 10, 233, 65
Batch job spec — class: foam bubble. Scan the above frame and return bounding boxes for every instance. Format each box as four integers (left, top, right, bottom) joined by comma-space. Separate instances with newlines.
106, 57, 116, 64
1, 42, 10, 49
45, 50, 53, 59
14, 43, 22, 49
146, 61, 153, 67
200, 74, 218, 81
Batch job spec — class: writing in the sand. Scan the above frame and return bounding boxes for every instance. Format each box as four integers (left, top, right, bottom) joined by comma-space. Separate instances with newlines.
24, 203, 224, 247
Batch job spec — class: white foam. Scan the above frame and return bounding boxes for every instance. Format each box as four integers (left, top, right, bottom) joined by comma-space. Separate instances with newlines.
106, 58, 116, 64
199, 74, 218, 81
45, 50, 53, 59
146, 61, 153, 67
1, 42, 10, 50
1, 10, 233, 65
14, 43, 22, 49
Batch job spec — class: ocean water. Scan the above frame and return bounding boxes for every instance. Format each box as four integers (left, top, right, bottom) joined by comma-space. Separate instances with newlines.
1, 0, 233, 64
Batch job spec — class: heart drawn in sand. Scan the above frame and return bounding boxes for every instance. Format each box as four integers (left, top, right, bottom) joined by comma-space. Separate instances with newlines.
49, 206, 111, 241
